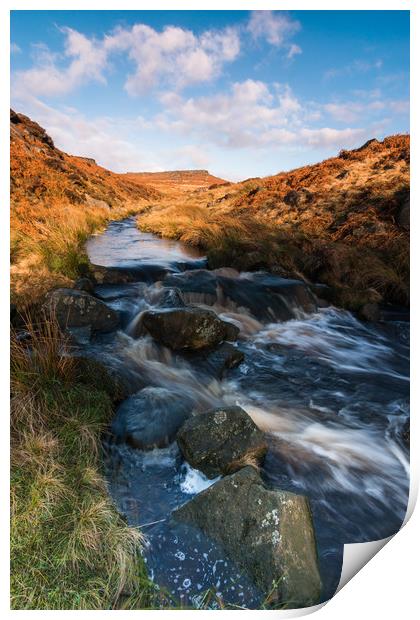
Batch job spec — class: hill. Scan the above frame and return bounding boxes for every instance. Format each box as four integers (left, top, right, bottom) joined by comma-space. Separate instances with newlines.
10, 109, 160, 303
122, 169, 228, 193
10, 110, 161, 213
137, 135, 409, 312
10, 108, 409, 313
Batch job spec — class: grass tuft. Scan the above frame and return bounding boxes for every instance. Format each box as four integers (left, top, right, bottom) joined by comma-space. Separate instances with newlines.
10, 314, 156, 610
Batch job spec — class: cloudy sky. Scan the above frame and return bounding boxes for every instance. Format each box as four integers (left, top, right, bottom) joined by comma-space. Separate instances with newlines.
10, 10, 409, 180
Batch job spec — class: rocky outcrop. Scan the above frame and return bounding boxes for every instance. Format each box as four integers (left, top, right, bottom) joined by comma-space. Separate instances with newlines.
173, 466, 322, 608
44, 288, 119, 333
111, 387, 193, 450
142, 307, 239, 351
177, 406, 267, 478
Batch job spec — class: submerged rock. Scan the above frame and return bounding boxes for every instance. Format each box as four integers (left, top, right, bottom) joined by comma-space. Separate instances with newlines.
177, 406, 267, 478
111, 387, 193, 450
402, 418, 410, 449
73, 277, 96, 294
142, 307, 239, 350
173, 466, 322, 608
156, 287, 185, 308
44, 288, 119, 333
359, 302, 381, 323
181, 342, 244, 379
217, 273, 317, 322
72, 354, 145, 402
163, 270, 219, 305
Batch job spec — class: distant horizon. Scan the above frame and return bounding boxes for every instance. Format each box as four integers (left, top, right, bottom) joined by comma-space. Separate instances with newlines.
11, 104, 410, 183
11, 10, 409, 180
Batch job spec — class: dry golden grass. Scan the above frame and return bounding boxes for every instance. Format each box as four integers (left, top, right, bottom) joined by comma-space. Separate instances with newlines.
10, 110, 159, 307
137, 135, 409, 309
10, 312, 156, 610
10, 111, 162, 609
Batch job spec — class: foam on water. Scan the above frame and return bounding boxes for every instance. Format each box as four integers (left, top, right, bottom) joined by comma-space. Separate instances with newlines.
179, 464, 220, 495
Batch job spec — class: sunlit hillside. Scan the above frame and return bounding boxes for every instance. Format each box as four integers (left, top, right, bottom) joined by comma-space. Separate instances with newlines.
137, 135, 409, 311
10, 110, 160, 304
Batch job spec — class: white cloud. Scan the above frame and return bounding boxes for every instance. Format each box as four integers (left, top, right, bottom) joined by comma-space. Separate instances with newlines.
324, 58, 383, 80
389, 100, 410, 114
299, 127, 366, 148
106, 23, 240, 93
324, 99, 408, 123
13, 95, 157, 172
12, 22, 240, 99
247, 11, 301, 58
287, 44, 302, 59
13, 29, 107, 97
153, 79, 371, 150
10, 42, 21, 54
174, 145, 210, 169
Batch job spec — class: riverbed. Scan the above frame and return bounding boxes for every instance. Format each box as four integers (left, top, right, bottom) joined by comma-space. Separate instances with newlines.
85, 217, 409, 608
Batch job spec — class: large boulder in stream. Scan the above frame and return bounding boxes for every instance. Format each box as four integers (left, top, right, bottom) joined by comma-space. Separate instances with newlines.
173, 466, 322, 608
44, 288, 119, 333
90, 263, 168, 284
177, 406, 267, 478
142, 307, 239, 351
111, 387, 193, 450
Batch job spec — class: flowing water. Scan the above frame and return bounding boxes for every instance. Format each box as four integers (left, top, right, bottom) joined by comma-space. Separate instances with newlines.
85, 217, 409, 608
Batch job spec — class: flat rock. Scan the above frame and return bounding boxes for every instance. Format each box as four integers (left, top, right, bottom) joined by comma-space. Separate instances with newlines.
162, 270, 317, 322
177, 405, 267, 478
72, 354, 145, 402
173, 466, 322, 608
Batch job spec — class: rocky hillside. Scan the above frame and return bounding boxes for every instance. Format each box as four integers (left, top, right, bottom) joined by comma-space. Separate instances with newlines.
138, 135, 409, 313
229, 135, 409, 251
10, 110, 160, 303
123, 169, 228, 193
10, 109, 160, 215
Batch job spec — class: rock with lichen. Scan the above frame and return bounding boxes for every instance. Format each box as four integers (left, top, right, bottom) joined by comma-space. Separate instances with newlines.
177, 406, 267, 478
173, 466, 322, 608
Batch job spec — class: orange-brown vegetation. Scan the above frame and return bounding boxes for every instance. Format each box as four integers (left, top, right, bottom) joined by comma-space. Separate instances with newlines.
10, 111, 159, 609
10, 108, 409, 311
138, 135, 409, 310
123, 169, 228, 194
10, 109, 159, 305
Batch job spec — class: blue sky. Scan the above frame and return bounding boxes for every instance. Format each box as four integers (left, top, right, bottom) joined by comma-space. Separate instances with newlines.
10, 10, 409, 180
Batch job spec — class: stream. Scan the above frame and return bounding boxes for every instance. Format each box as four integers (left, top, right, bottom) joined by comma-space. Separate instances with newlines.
85, 217, 409, 608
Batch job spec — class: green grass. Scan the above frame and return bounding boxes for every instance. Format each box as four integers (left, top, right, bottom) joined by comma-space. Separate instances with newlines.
10, 314, 158, 609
